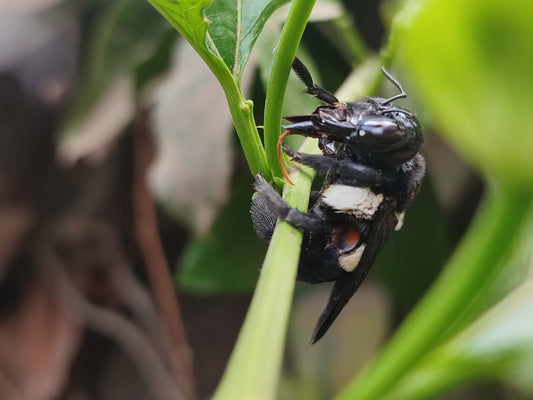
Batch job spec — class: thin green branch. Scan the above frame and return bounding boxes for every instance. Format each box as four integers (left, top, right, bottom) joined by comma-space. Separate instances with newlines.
192, 49, 269, 179
263, 0, 317, 181
213, 139, 319, 400
335, 185, 533, 400
213, 1, 319, 396
382, 352, 504, 400
200, 56, 270, 180
218, 73, 271, 179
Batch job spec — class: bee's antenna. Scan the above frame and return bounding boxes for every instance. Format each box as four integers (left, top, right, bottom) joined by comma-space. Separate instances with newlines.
380, 66, 406, 105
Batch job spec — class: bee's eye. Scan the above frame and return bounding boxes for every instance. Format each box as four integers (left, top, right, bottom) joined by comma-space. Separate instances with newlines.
356, 119, 404, 148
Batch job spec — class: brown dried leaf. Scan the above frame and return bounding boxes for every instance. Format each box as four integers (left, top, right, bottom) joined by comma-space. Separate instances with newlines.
0, 280, 82, 400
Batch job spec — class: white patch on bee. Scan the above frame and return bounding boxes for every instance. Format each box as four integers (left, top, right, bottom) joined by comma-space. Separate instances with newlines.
394, 212, 405, 231
339, 243, 366, 272
321, 184, 384, 219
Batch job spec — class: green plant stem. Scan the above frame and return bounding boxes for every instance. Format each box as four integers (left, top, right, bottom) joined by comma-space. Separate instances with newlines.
381, 351, 504, 400
197, 49, 269, 179
217, 70, 271, 179
263, 0, 317, 180
336, 185, 533, 400
213, 139, 319, 400
214, 2, 319, 396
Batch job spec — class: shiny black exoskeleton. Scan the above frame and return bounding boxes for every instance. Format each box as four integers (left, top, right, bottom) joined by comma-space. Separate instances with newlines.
251, 58, 425, 343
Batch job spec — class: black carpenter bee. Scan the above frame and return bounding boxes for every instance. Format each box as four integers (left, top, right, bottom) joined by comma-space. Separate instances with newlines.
251, 58, 425, 343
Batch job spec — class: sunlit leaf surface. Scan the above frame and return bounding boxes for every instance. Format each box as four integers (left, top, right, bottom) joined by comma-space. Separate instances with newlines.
399, 0, 533, 188
204, 0, 289, 77
150, 0, 288, 77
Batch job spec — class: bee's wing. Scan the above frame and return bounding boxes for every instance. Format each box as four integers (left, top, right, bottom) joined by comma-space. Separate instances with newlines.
310, 210, 398, 344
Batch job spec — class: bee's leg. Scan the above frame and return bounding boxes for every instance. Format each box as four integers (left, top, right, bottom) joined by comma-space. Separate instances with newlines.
283, 146, 384, 187
292, 58, 339, 105
252, 174, 327, 235
250, 188, 277, 241
318, 138, 337, 156
309, 190, 321, 205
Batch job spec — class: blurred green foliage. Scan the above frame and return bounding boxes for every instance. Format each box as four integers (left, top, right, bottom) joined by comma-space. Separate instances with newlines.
399, 0, 533, 188
177, 178, 267, 294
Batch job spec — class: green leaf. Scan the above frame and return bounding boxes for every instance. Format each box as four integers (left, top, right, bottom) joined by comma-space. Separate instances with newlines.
177, 178, 267, 294
399, 0, 533, 189
146, 0, 213, 61
205, 0, 290, 78
149, 0, 289, 78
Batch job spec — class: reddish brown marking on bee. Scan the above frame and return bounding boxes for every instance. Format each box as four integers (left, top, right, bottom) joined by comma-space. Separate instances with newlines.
332, 226, 361, 255
277, 130, 294, 185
